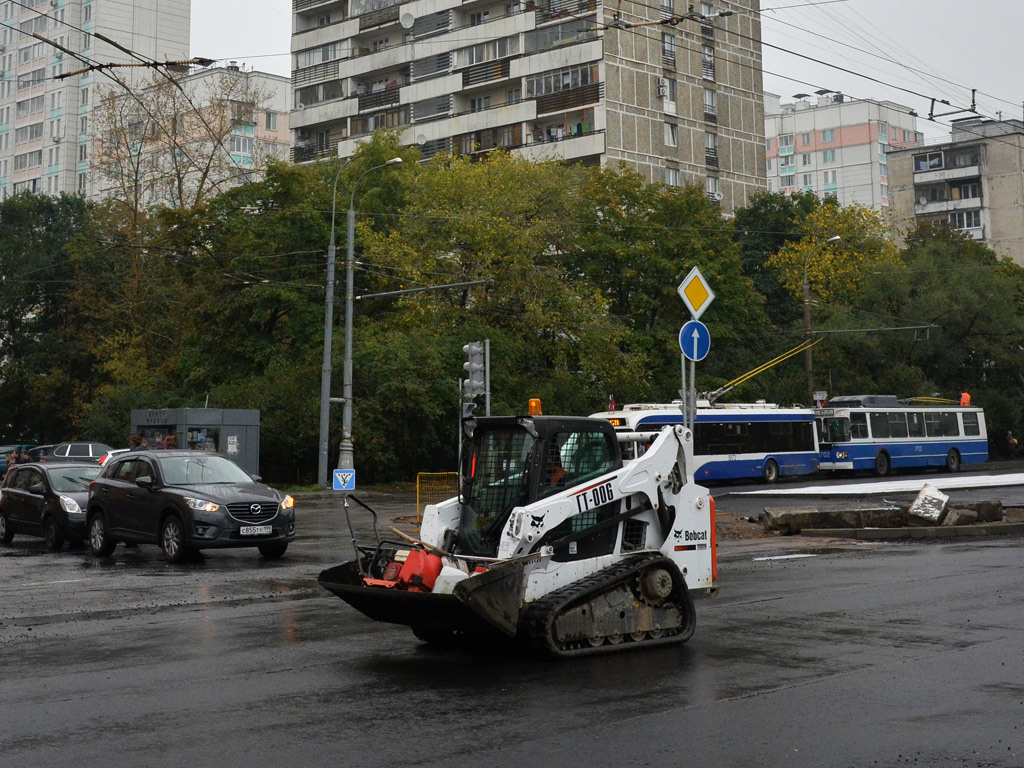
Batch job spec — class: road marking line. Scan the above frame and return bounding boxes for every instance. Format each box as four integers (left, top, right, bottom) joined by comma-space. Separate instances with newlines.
753, 554, 818, 561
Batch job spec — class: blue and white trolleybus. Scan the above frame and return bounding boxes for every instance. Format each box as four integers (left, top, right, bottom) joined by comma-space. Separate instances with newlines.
590, 401, 819, 483
814, 394, 988, 476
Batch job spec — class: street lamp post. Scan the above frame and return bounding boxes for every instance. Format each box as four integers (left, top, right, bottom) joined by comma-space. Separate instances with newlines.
338, 157, 403, 475
317, 157, 402, 488
802, 235, 841, 399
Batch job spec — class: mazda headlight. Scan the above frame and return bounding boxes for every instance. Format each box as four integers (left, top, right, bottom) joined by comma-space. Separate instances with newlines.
59, 495, 82, 515
280, 495, 295, 511
185, 497, 221, 513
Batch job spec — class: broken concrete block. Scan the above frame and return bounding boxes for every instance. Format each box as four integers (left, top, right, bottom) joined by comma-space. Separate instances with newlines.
942, 507, 978, 526
971, 500, 1002, 523
908, 484, 949, 525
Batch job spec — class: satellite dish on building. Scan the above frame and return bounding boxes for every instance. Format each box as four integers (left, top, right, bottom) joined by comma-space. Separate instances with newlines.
416, 134, 427, 145
919, 196, 927, 206
400, 12, 415, 28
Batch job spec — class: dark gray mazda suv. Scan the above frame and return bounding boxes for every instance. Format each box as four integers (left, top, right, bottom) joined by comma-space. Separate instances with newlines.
87, 450, 295, 562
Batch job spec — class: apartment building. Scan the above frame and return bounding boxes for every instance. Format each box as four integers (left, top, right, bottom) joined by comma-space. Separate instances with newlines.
290, 0, 766, 211
89, 63, 291, 207
0, 0, 190, 198
764, 92, 921, 208
888, 117, 1024, 265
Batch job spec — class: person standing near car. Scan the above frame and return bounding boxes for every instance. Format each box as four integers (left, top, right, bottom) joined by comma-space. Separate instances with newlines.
16, 448, 30, 464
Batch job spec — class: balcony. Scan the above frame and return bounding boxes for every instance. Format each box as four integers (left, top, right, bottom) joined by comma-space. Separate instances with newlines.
703, 108, 716, 124
705, 147, 719, 168
293, 60, 340, 88
357, 86, 401, 112
914, 196, 982, 215
359, 4, 399, 29
462, 58, 511, 88
702, 60, 714, 80
662, 51, 676, 70
535, 82, 602, 115
535, 0, 597, 22
291, 143, 337, 163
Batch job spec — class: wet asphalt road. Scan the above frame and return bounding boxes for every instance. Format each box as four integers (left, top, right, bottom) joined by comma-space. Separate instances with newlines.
1, 486, 1022, 768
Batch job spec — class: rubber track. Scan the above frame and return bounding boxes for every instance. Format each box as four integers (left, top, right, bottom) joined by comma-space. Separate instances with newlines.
521, 552, 696, 658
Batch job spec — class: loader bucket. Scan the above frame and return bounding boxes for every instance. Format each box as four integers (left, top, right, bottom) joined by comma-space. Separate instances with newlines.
318, 561, 500, 639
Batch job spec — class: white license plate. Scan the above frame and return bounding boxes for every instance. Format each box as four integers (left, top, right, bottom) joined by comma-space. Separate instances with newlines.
240, 525, 273, 536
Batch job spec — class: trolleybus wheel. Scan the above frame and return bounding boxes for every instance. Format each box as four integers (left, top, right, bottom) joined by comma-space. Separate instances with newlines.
763, 459, 779, 484
873, 451, 890, 477
944, 448, 961, 473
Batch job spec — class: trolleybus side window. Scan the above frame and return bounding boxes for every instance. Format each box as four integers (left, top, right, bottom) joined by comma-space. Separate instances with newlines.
849, 413, 868, 439
940, 411, 959, 436
907, 411, 925, 438
869, 411, 889, 439
887, 411, 909, 438
963, 412, 980, 436
924, 411, 942, 436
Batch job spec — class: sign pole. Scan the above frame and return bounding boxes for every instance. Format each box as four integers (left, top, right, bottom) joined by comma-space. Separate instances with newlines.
689, 357, 697, 428
680, 352, 688, 429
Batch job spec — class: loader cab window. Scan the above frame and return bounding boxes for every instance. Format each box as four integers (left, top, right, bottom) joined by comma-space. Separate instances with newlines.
545, 429, 617, 498
459, 427, 535, 556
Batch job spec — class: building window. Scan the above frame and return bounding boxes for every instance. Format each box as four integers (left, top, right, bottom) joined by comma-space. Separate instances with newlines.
821, 128, 834, 142
661, 33, 675, 66
665, 167, 679, 186
664, 123, 677, 147
913, 151, 943, 171
823, 170, 837, 185
949, 210, 981, 229
778, 133, 793, 148
951, 181, 979, 200
80, 116, 87, 134
877, 121, 888, 139
703, 87, 715, 112
801, 153, 811, 166
78, 143, 86, 161
706, 176, 719, 195
766, 157, 772, 171
83, 4, 91, 21
701, 2, 713, 14
470, 95, 490, 112
664, 78, 677, 113
77, 172, 86, 193
229, 135, 254, 154
265, 111, 277, 131
803, 174, 813, 188
949, 149, 979, 167
823, 149, 835, 163
903, 129, 911, 142
801, 132, 811, 146
880, 183, 888, 198
880, 162, 888, 178
781, 174, 795, 187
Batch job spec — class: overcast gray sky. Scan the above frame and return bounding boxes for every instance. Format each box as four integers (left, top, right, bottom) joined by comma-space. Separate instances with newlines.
190, 0, 1021, 142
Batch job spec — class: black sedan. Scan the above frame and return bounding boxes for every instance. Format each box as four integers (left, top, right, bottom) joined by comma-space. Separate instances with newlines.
86, 450, 296, 563
0, 462, 100, 550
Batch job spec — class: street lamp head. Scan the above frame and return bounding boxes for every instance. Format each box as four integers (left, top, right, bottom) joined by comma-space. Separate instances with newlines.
385, 157, 403, 166
827, 235, 842, 243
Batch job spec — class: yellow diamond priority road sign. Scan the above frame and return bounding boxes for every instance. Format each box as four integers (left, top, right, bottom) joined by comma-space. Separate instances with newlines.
677, 266, 715, 320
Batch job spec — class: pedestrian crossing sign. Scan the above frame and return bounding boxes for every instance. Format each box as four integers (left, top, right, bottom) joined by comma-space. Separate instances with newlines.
333, 469, 356, 491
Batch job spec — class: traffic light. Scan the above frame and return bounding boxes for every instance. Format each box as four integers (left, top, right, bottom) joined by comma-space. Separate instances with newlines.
462, 341, 485, 399
461, 401, 477, 418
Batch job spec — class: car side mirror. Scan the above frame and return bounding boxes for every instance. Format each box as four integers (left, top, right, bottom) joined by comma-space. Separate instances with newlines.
250, 474, 262, 482
135, 476, 154, 491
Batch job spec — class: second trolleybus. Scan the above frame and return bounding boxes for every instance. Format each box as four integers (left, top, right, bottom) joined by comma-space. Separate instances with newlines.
814, 394, 988, 476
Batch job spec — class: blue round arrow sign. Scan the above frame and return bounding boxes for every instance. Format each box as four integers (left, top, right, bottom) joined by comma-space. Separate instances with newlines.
679, 320, 711, 361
